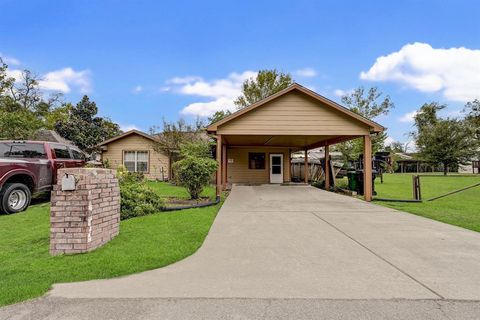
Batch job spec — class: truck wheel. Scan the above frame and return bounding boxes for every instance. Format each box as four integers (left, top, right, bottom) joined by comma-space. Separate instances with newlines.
0, 183, 32, 214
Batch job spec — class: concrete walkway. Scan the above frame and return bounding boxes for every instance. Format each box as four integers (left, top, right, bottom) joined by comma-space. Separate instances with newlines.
49, 185, 480, 300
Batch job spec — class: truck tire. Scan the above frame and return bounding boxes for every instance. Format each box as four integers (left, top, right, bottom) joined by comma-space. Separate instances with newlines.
0, 183, 32, 214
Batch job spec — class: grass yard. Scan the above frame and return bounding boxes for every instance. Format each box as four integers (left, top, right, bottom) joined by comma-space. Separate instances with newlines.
373, 173, 480, 232
0, 182, 223, 307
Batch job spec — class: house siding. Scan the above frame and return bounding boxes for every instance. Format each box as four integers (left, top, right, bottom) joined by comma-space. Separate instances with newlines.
217, 91, 370, 136
100, 134, 169, 180
226, 147, 290, 184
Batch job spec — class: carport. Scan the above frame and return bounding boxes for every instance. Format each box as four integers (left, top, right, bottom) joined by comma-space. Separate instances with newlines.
207, 83, 385, 201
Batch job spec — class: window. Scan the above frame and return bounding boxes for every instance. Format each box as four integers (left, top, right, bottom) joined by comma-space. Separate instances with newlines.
123, 151, 148, 173
52, 144, 71, 159
70, 148, 86, 160
0, 143, 47, 159
248, 153, 265, 169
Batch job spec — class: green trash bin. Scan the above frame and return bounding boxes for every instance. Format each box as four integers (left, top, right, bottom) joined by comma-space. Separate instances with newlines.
347, 171, 357, 191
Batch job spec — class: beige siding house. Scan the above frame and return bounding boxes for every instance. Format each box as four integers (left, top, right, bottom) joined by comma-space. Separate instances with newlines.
98, 130, 169, 180
207, 83, 384, 201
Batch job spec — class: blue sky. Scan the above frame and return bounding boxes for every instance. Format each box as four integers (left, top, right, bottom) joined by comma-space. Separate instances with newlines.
1, 0, 479, 145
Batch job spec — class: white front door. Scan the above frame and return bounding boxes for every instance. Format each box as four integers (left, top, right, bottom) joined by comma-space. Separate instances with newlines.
269, 154, 283, 184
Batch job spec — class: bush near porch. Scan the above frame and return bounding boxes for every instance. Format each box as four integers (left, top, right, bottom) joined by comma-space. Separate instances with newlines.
0, 182, 221, 307
366, 173, 480, 233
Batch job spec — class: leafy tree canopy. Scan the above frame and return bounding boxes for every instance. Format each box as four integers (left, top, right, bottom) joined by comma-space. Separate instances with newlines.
55, 96, 121, 152
234, 69, 293, 109
464, 99, 480, 140
208, 110, 232, 124
413, 102, 477, 175
0, 60, 120, 145
341, 86, 394, 119
334, 86, 394, 161
150, 118, 205, 156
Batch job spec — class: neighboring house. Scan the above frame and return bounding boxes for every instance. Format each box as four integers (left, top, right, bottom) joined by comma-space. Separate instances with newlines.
33, 129, 75, 145
207, 83, 384, 201
98, 130, 169, 180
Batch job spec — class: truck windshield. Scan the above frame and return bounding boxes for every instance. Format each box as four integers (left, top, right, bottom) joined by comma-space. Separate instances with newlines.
0, 143, 47, 159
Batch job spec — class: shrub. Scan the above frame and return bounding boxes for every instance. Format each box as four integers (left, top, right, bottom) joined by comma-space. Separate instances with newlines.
116, 167, 164, 220
173, 141, 217, 199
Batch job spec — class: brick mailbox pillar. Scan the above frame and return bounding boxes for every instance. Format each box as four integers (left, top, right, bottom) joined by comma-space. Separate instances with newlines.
50, 168, 120, 255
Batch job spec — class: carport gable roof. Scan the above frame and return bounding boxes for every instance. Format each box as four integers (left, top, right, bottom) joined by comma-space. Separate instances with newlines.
207, 83, 385, 134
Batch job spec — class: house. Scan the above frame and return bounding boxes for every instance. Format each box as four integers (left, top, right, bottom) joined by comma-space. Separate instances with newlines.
207, 83, 384, 201
98, 130, 170, 180
33, 129, 75, 145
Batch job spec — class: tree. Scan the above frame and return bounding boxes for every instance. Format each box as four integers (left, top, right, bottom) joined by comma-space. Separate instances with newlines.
414, 103, 477, 175
8, 70, 42, 110
208, 110, 231, 124
335, 87, 395, 161
464, 99, 480, 142
150, 118, 206, 178
0, 109, 42, 139
55, 96, 121, 152
234, 69, 293, 109
385, 141, 406, 154
173, 141, 217, 199
414, 102, 446, 131
0, 59, 15, 97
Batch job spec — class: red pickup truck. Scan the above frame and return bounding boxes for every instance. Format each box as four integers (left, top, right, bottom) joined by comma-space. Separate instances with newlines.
0, 141, 86, 214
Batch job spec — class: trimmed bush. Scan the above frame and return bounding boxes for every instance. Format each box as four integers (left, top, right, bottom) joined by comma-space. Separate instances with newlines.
173, 141, 217, 199
117, 166, 164, 220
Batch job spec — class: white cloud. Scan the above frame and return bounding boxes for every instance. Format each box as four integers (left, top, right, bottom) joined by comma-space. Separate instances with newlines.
360, 42, 480, 102
165, 71, 257, 117
39, 68, 91, 93
399, 110, 419, 123
120, 124, 139, 132
181, 97, 234, 117
333, 88, 354, 97
160, 86, 171, 92
133, 85, 143, 94
5, 69, 23, 81
295, 67, 317, 78
167, 76, 202, 85
384, 136, 395, 147
0, 53, 21, 66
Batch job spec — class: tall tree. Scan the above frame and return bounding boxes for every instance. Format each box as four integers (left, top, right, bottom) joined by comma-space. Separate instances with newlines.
414, 103, 477, 175
335, 87, 395, 161
208, 110, 232, 124
55, 96, 121, 152
8, 70, 42, 110
234, 69, 293, 109
150, 118, 206, 178
0, 59, 15, 97
0, 110, 42, 139
464, 99, 480, 143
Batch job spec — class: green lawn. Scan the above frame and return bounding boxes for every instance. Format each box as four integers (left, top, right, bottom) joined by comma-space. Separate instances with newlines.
373, 173, 480, 232
0, 182, 223, 307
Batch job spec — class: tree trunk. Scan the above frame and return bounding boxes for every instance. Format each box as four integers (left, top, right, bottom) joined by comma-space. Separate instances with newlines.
443, 163, 448, 176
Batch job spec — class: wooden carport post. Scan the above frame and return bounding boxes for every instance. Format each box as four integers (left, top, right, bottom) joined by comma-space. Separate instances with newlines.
222, 143, 227, 190
216, 135, 222, 199
363, 135, 373, 201
304, 148, 308, 184
324, 144, 330, 191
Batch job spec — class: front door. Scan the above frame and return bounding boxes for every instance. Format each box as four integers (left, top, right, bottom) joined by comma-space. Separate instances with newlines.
269, 154, 283, 184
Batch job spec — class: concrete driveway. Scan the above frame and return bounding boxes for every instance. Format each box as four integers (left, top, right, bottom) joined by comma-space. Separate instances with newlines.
49, 184, 480, 300
3, 185, 480, 319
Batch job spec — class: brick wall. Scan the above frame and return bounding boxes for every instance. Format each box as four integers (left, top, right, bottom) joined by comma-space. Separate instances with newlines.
50, 168, 120, 255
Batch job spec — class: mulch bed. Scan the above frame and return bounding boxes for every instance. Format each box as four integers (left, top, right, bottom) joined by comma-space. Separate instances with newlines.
164, 197, 212, 208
